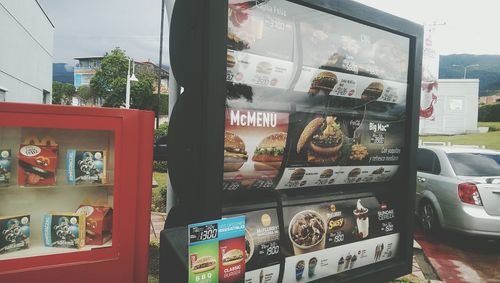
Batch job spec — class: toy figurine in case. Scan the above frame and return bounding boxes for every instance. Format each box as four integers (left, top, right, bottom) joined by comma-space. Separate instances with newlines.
18, 136, 58, 186
67, 150, 107, 184
43, 213, 85, 249
0, 215, 30, 254
0, 149, 12, 186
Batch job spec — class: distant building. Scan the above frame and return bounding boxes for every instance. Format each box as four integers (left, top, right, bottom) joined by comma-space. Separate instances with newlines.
136, 61, 169, 94
479, 94, 500, 105
420, 79, 480, 135
73, 56, 104, 89
0, 0, 54, 103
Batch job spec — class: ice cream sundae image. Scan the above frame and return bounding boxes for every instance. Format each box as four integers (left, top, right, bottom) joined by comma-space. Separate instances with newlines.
344, 253, 352, 270
308, 257, 318, 278
289, 210, 326, 255
353, 199, 369, 239
296, 260, 305, 280
349, 254, 357, 269
337, 256, 344, 273
374, 243, 384, 261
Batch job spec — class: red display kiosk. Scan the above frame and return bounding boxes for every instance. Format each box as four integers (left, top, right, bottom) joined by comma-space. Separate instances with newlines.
0, 102, 154, 283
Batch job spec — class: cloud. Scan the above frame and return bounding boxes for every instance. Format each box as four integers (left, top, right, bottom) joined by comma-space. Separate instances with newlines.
38, 0, 169, 64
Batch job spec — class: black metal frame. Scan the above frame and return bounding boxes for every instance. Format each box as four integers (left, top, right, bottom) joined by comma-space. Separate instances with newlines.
163, 0, 423, 281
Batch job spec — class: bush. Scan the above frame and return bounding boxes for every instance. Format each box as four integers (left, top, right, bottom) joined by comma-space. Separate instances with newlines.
478, 104, 500, 122
149, 239, 160, 280
153, 161, 168, 173
154, 122, 168, 173
151, 185, 167, 212
154, 122, 169, 140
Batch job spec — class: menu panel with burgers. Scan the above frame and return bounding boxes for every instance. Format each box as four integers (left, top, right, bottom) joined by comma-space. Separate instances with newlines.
223, 108, 289, 191
227, 209, 281, 283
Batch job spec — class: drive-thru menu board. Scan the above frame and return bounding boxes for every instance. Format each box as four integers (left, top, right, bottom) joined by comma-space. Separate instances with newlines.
224, 0, 410, 192
221, 0, 411, 282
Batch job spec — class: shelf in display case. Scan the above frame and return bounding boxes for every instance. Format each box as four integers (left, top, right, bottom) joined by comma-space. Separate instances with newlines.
1, 184, 114, 190
0, 241, 113, 261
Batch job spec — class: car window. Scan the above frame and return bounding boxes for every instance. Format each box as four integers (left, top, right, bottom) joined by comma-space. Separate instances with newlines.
417, 148, 441, 175
447, 153, 500, 176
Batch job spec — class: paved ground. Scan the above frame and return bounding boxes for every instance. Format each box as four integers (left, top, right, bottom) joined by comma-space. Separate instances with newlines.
150, 212, 166, 241
415, 227, 500, 283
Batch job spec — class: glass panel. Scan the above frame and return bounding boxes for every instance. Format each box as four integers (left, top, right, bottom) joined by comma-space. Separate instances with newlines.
416, 149, 434, 173
224, 0, 410, 193
447, 153, 500, 177
0, 126, 114, 260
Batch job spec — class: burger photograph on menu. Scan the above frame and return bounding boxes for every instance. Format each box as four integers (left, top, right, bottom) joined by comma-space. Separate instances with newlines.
297, 116, 344, 165
191, 256, 217, 274
308, 71, 338, 96
252, 132, 287, 171
222, 249, 244, 266
224, 131, 248, 172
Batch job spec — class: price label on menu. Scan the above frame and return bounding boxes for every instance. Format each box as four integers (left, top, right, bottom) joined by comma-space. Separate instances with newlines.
189, 224, 219, 244
379, 86, 399, 103
332, 78, 357, 97
188, 216, 246, 283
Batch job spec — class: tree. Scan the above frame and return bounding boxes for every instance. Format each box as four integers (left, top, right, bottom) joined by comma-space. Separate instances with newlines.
76, 85, 99, 105
90, 47, 157, 109
52, 81, 75, 105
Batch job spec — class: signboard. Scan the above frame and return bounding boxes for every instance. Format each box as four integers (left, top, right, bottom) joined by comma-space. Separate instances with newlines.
224, 0, 410, 193
188, 216, 246, 283
420, 26, 439, 120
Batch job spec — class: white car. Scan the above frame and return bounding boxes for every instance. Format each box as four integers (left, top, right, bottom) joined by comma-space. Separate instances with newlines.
416, 146, 500, 236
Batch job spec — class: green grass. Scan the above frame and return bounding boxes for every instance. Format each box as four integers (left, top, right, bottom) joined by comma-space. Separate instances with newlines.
478, 122, 500, 131
153, 172, 168, 187
420, 130, 500, 150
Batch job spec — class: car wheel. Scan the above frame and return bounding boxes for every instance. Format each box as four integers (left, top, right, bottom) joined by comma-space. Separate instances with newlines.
419, 200, 439, 234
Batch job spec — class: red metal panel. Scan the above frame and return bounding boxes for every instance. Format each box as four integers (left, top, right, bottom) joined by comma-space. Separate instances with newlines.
0, 103, 154, 283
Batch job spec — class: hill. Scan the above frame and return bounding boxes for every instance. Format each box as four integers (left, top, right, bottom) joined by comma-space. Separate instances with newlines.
53, 63, 74, 85
439, 54, 500, 96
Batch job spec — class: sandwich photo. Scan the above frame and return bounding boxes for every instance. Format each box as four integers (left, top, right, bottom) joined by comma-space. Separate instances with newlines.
256, 61, 273, 75
224, 131, 248, 172
308, 71, 338, 95
227, 53, 236, 69
191, 256, 216, 274
290, 168, 305, 181
297, 116, 344, 165
222, 249, 244, 266
252, 132, 287, 171
361, 82, 384, 102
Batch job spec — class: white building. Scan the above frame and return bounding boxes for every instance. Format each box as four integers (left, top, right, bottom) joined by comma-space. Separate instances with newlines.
420, 79, 480, 135
0, 0, 54, 103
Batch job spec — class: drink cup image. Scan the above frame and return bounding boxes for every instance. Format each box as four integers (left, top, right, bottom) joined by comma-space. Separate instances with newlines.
353, 199, 369, 239
349, 254, 357, 269
289, 210, 327, 255
308, 257, 318, 278
337, 256, 344, 273
344, 253, 352, 270
296, 260, 305, 281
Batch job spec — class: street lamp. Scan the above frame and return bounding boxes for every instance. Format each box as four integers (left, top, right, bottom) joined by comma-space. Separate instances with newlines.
125, 58, 139, 109
451, 64, 479, 79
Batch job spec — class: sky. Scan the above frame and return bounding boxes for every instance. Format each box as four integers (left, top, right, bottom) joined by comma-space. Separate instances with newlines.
39, 0, 500, 65
38, 0, 169, 65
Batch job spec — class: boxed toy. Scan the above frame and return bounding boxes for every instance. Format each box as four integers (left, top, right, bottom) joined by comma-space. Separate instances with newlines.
76, 205, 112, 245
0, 149, 12, 186
18, 136, 58, 186
67, 150, 107, 185
0, 215, 30, 254
43, 213, 85, 249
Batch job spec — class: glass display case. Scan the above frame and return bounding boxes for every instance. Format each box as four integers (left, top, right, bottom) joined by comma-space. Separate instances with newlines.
0, 103, 154, 283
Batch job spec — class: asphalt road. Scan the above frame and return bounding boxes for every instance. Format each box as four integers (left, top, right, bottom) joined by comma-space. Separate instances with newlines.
414, 226, 500, 283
